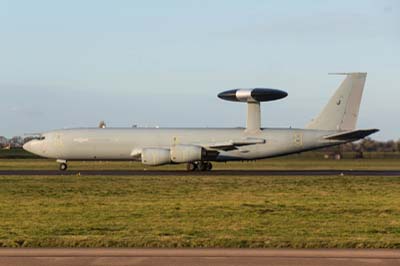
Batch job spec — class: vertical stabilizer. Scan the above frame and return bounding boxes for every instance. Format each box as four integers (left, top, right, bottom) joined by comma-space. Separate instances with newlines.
306, 73, 367, 131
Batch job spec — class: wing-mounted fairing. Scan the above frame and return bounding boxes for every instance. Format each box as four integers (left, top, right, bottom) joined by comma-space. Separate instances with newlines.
218, 88, 287, 133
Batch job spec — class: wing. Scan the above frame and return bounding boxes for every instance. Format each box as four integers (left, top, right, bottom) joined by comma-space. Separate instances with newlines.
129, 138, 266, 161
206, 137, 266, 151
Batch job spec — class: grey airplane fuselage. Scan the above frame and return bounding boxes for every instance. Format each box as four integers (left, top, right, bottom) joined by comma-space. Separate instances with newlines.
24, 127, 340, 162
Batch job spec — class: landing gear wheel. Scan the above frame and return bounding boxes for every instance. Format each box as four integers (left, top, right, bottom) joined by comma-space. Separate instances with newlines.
186, 162, 197, 171
197, 162, 208, 171
59, 163, 68, 171
206, 162, 213, 171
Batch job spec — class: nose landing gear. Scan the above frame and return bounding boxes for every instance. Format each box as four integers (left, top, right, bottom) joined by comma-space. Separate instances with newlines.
59, 163, 68, 171
186, 161, 213, 171
57, 159, 68, 171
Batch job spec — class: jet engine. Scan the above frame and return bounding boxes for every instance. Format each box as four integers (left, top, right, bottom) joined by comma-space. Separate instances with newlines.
141, 148, 171, 165
170, 145, 205, 163
141, 145, 218, 165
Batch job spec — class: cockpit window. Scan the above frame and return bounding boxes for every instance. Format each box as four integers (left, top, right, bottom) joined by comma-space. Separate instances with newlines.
38, 136, 46, 140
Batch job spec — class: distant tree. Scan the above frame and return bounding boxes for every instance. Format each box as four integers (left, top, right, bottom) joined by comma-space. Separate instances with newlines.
0, 136, 8, 148
384, 140, 397, 152
360, 138, 378, 152
322, 138, 400, 154
10, 136, 24, 148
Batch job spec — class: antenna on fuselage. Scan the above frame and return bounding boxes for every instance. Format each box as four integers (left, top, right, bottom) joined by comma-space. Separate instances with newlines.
218, 88, 288, 133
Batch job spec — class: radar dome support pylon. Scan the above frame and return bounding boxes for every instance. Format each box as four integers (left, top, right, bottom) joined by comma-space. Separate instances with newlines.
218, 88, 288, 133
246, 101, 261, 133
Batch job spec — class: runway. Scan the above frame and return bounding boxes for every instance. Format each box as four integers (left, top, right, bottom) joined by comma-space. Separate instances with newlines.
0, 249, 399, 266
0, 169, 399, 176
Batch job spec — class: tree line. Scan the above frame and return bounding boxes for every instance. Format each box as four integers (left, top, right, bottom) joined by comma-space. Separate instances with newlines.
336, 138, 400, 153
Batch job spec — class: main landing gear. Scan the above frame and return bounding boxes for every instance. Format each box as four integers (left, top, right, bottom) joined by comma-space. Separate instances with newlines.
57, 159, 68, 171
186, 161, 213, 171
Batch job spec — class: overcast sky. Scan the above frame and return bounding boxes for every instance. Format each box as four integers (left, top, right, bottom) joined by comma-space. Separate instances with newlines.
0, 0, 398, 140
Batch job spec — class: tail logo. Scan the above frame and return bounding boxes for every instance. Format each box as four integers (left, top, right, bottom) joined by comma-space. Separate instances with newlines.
336, 96, 343, 106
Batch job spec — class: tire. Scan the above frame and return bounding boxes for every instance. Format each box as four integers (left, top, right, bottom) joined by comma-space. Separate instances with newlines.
186, 162, 197, 171
59, 163, 68, 171
197, 162, 207, 171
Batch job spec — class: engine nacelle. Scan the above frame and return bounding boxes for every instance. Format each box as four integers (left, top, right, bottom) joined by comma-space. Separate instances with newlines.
141, 148, 171, 166
170, 145, 204, 163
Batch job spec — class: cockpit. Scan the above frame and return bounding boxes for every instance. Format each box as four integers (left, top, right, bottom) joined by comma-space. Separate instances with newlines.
29, 135, 46, 141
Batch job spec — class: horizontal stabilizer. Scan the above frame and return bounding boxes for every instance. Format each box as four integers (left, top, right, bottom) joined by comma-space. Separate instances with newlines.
209, 138, 266, 151
324, 129, 379, 141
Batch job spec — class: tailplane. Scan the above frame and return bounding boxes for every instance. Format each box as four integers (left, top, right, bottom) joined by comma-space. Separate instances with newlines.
323, 129, 379, 141
306, 73, 367, 131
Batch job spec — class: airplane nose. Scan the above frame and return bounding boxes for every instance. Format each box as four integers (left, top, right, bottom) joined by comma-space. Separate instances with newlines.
23, 141, 32, 152
23, 138, 50, 158
23, 140, 39, 154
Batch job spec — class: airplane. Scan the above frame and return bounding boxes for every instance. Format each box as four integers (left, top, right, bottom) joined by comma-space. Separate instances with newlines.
23, 72, 378, 171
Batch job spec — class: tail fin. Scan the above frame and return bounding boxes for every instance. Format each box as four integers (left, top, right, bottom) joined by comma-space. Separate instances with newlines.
306, 72, 367, 131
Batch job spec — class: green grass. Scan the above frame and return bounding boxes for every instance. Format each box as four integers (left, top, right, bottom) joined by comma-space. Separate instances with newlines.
0, 148, 39, 159
0, 155, 399, 247
0, 157, 399, 170
1, 174, 400, 248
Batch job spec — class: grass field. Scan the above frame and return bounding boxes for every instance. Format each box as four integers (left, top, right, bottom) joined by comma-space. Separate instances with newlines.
0, 150, 399, 248
1, 174, 400, 248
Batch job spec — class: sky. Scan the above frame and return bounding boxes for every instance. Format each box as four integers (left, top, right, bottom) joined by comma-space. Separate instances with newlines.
0, 0, 399, 140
